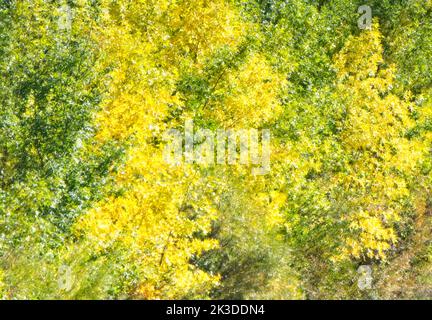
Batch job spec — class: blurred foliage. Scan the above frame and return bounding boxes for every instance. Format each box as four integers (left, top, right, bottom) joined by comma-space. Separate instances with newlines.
0, 0, 431, 299
0, 0, 124, 299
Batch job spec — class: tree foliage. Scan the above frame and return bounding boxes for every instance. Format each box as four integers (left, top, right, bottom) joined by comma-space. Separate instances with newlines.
1, 0, 431, 299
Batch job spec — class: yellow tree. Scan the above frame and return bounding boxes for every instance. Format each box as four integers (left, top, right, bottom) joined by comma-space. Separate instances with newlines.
331, 23, 428, 261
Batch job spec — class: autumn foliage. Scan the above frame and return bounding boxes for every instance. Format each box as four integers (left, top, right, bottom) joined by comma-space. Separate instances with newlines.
0, 0, 431, 299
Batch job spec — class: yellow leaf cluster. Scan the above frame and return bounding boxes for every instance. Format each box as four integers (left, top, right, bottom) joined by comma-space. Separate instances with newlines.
332, 24, 429, 260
